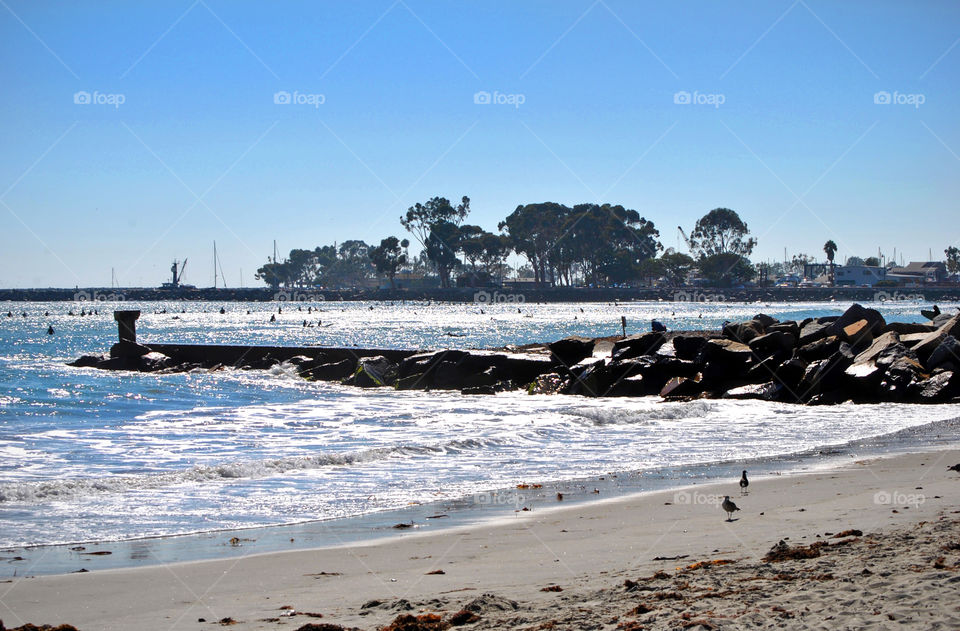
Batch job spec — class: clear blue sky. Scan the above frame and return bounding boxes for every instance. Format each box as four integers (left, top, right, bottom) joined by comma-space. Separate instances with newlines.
1, 0, 958, 287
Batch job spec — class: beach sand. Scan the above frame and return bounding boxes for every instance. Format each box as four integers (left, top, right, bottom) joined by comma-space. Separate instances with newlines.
3, 448, 960, 630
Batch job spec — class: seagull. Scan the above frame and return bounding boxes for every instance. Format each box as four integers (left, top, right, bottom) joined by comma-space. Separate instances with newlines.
722, 496, 740, 521
740, 470, 749, 494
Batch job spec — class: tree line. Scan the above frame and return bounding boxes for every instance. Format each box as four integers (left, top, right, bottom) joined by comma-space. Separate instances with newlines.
254, 197, 766, 289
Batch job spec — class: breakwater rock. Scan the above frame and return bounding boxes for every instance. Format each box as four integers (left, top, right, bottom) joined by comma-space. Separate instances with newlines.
71, 305, 960, 405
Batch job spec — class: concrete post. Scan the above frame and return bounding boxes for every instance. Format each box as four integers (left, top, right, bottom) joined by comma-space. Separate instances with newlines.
114, 310, 141, 344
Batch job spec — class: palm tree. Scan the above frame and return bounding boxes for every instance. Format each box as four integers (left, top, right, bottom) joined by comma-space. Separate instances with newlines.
823, 240, 838, 286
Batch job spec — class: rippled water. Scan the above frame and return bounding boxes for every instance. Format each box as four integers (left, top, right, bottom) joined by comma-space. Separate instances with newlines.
1, 298, 958, 549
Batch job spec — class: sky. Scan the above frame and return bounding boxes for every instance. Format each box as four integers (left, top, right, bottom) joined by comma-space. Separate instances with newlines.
1, 0, 958, 288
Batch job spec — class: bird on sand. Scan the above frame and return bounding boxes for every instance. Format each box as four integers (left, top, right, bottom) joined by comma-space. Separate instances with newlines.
948, 464, 960, 473
722, 496, 740, 521
739, 470, 749, 494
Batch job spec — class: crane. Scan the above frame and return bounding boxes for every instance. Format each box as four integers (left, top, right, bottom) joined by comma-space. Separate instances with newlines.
677, 226, 694, 253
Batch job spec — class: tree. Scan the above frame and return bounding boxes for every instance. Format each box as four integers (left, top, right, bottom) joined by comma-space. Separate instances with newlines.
864, 256, 880, 267
400, 196, 470, 288
425, 221, 462, 288
946, 246, 960, 274
688, 208, 756, 259
846, 256, 865, 266
659, 252, 695, 286
499, 202, 567, 287
369, 237, 409, 288
564, 204, 661, 286
698, 253, 755, 287
823, 240, 837, 286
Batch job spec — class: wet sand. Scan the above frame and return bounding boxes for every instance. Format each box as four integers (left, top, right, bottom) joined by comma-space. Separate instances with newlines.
4, 448, 960, 630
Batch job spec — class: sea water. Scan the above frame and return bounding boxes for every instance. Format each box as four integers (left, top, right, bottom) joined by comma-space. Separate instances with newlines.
1, 299, 959, 574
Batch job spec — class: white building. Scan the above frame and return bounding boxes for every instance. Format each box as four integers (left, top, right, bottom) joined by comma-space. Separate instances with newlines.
833, 265, 887, 287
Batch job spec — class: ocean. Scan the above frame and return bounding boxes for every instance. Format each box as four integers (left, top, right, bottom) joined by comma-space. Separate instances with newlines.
2, 298, 959, 576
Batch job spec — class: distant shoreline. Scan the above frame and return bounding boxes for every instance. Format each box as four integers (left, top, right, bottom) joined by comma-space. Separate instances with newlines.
2, 286, 960, 303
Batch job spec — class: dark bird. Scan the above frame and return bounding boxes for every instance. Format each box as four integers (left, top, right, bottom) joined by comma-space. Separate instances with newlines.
740, 470, 749, 494
722, 496, 740, 521
948, 464, 960, 472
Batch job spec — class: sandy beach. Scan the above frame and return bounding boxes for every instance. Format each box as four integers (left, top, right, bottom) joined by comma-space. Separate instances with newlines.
4, 447, 960, 630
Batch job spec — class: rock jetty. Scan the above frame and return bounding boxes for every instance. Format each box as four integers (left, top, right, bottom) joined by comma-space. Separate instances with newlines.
71, 305, 960, 405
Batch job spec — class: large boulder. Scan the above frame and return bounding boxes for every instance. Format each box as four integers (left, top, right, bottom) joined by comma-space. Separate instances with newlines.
798, 321, 832, 346
768, 321, 800, 338
399, 350, 469, 379
302, 358, 355, 381
916, 371, 960, 402
528, 373, 567, 395
797, 335, 842, 362
926, 336, 960, 372
138, 351, 172, 372
660, 375, 704, 399
723, 381, 784, 401
562, 361, 611, 397
722, 320, 765, 343
884, 321, 936, 335
672, 335, 709, 361
748, 331, 796, 359
878, 356, 926, 401
611, 332, 666, 361
828, 304, 885, 338
752, 313, 778, 329
69, 354, 107, 368
908, 314, 960, 363
798, 343, 855, 400
548, 336, 595, 366
606, 375, 651, 397
775, 358, 808, 390
109, 340, 152, 359
346, 356, 399, 388
839, 319, 874, 351
852, 331, 900, 365
700, 338, 753, 365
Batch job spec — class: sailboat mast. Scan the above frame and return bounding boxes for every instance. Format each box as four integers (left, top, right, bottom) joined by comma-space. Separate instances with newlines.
213, 241, 217, 289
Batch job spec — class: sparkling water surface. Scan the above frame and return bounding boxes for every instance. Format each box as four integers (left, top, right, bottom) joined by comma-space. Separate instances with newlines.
1, 298, 958, 549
